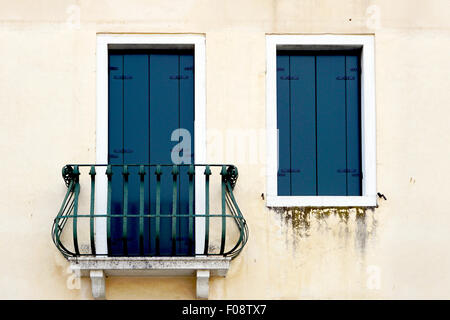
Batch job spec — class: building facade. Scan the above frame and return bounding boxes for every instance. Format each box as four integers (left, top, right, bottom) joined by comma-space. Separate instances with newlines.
1, 0, 450, 299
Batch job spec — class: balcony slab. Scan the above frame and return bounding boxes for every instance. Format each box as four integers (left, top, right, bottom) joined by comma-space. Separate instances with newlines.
69, 256, 230, 299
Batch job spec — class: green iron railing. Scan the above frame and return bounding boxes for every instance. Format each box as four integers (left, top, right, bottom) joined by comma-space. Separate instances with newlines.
52, 164, 248, 259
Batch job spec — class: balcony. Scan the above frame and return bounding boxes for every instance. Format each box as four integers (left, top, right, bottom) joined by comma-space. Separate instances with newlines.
52, 164, 248, 299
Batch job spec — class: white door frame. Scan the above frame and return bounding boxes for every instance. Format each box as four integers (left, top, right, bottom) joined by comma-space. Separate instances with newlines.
95, 34, 206, 255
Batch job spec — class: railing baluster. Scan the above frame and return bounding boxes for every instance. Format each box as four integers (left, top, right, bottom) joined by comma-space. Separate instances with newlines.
106, 165, 113, 255
53, 178, 75, 258
220, 166, 227, 255
187, 165, 195, 255
122, 165, 129, 256
138, 165, 146, 256
72, 165, 81, 256
155, 165, 162, 256
204, 166, 211, 255
89, 166, 96, 255
224, 181, 247, 257
171, 165, 179, 256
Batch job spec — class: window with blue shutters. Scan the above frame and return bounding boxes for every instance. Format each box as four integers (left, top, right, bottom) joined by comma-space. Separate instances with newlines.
276, 51, 362, 197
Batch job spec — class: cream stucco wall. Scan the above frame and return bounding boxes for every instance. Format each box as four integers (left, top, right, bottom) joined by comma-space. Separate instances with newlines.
0, 0, 450, 299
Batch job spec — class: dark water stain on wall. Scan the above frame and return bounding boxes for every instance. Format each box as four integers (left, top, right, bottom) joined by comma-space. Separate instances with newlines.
355, 207, 378, 254
268, 206, 378, 254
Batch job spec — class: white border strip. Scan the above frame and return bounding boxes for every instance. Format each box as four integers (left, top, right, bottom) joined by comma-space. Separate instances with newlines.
95, 34, 207, 255
266, 35, 376, 207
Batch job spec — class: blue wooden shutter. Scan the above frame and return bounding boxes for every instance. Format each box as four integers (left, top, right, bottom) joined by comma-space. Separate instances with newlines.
276, 55, 291, 196
178, 54, 195, 254
276, 52, 362, 196
316, 55, 347, 195
290, 55, 317, 195
123, 54, 150, 255
345, 56, 362, 195
148, 54, 179, 256
108, 54, 125, 255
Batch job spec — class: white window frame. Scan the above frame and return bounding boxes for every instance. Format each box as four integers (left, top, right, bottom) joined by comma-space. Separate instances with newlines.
95, 34, 206, 255
265, 34, 376, 207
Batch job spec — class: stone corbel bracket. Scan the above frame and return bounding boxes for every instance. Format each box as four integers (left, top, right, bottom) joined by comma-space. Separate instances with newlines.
69, 256, 231, 299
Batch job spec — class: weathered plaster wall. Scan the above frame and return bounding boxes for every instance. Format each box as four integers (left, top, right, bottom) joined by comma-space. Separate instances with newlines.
0, 0, 449, 299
